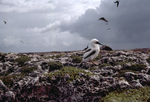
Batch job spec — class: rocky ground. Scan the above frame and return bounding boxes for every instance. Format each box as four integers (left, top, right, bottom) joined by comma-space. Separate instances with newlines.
0, 48, 150, 102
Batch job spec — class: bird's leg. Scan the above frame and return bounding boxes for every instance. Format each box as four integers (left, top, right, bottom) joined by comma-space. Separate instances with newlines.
91, 60, 99, 66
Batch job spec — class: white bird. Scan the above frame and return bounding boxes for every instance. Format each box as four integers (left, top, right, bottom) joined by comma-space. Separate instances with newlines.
82, 38, 103, 65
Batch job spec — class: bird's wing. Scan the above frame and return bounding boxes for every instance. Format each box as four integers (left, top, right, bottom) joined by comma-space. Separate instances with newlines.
84, 50, 96, 59
117, 2, 119, 7
104, 19, 108, 22
85, 49, 91, 53
82, 45, 88, 51
101, 18, 108, 22
3, 21, 6, 24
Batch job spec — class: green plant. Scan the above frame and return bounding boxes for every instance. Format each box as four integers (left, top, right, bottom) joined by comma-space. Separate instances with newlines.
113, 61, 131, 66
21, 66, 37, 75
114, 64, 146, 77
48, 61, 63, 71
115, 70, 138, 77
99, 63, 111, 68
0, 74, 21, 88
70, 55, 82, 63
125, 64, 146, 71
15, 55, 31, 66
45, 66, 93, 81
100, 86, 150, 102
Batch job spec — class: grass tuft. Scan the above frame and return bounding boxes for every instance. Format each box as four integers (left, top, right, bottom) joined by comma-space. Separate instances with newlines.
70, 55, 82, 63
0, 74, 21, 88
15, 55, 31, 66
48, 61, 63, 71
125, 64, 146, 71
21, 66, 37, 75
100, 86, 150, 102
45, 66, 93, 81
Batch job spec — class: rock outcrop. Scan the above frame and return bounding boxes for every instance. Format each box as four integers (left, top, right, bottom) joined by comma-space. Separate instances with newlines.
0, 48, 150, 102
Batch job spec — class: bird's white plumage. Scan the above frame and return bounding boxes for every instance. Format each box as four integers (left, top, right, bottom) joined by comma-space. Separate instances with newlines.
82, 38, 101, 63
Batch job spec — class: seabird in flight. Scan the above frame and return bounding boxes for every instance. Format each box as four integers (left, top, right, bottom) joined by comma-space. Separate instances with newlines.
114, 0, 119, 7
3, 21, 7, 24
98, 17, 108, 23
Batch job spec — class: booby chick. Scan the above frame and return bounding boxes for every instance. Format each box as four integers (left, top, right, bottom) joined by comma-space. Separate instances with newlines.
82, 38, 103, 65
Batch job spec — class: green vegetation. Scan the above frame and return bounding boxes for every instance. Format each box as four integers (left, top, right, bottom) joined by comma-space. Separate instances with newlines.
114, 61, 131, 66
100, 86, 150, 102
125, 64, 146, 71
45, 66, 93, 81
115, 70, 138, 77
0, 74, 21, 88
15, 55, 31, 66
21, 65, 37, 75
99, 63, 111, 68
115, 64, 146, 77
70, 55, 82, 63
88, 67, 98, 71
48, 61, 63, 71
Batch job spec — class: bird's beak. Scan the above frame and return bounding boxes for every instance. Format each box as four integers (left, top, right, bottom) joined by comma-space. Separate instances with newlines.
96, 41, 103, 45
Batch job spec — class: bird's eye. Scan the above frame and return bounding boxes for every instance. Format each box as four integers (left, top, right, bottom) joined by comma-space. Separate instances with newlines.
95, 41, 99, 44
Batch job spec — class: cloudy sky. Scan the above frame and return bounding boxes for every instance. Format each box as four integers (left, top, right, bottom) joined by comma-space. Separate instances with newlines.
0, 0, 150, 53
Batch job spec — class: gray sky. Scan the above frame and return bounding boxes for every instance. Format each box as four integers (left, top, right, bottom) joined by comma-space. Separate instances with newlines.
0, 0, 150, 53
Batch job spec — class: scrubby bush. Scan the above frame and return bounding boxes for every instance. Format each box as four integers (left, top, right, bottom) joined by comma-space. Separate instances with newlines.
70, 55, 82, 63
15, 55, 31, 66
45, 66, 93, 81
21, 66, 37, 75
48, 61, 63, 71
0, 74, 19, 88
100, 86, 150, 102
125, 64, 146, 71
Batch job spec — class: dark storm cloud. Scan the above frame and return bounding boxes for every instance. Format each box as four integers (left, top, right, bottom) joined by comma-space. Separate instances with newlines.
60, 0, 150, 49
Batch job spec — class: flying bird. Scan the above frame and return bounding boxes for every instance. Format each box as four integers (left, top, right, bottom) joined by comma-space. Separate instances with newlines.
114, 0, 119, 7
98, 17, 108, 23
81, 38, 103, 65
107, 28, 111, 30
3, 21, 7, 24
19, 40, 24, 44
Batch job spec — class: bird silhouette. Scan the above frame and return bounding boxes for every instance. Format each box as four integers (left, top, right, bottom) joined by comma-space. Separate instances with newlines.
3, 21, 7, 24
20, 40, 24, 44
98, 17, 108, 23
114, 0, 119, 7
107, 28, 111, 30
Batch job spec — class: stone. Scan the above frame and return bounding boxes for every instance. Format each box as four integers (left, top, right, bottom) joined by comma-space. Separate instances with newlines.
0, 48, 150, 101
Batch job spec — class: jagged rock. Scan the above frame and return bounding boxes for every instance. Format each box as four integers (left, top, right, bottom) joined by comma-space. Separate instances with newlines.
130, 79, 143, 88
0, 48, 150, 101
5, 91, 15, 101
0, 80, 8, 91
124, 72, 137, 81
